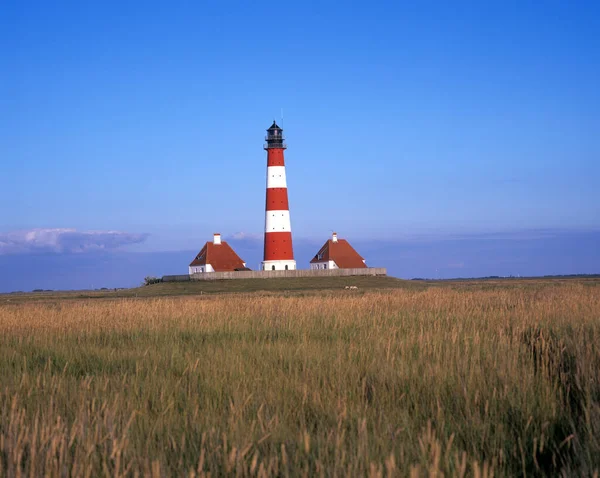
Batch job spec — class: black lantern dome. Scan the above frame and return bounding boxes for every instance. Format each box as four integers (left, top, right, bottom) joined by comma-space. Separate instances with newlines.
264, 121, 286, 150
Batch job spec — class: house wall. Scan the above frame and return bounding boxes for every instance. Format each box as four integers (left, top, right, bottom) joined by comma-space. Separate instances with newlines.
188, 264, 214, 275
310, 261, 338, 270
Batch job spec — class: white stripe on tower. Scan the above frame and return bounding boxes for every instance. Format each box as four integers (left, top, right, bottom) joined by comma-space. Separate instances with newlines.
265, 210, 291, 231
266, 166, 287, 188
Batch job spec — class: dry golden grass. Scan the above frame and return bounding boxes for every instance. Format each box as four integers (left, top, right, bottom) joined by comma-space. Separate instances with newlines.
1, 281, 599, 476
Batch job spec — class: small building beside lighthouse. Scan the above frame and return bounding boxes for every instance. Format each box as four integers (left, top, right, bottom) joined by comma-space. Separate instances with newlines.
310, 233, 367, 270
189, 234, 248, 274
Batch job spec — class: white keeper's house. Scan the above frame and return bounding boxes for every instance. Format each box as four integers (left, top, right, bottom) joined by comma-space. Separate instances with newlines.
309, 232, 367, 270
189, 234, 249, 274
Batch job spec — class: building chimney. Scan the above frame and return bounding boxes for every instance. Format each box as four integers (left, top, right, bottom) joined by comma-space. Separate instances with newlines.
332, 232, 338, 243
213, 233, 221, 245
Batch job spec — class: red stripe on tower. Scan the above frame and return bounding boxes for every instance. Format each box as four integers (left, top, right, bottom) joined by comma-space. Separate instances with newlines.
262, 121, 296, 271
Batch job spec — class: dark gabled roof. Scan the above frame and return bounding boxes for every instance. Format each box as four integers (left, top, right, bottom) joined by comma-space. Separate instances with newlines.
267, 121, 282, 131
189, 241, 246, 271
310, 238, 367, 269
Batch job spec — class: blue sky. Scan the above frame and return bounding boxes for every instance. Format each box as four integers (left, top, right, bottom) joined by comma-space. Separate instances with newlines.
1, 1, 599, 290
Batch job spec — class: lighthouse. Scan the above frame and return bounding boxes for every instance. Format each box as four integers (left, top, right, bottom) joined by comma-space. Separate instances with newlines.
262, 121, 296, 271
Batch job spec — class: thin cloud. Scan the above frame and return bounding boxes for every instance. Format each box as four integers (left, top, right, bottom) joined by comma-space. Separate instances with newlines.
385, 228, 600, 244
0, 229, 149, 255
227, 232, 263, 241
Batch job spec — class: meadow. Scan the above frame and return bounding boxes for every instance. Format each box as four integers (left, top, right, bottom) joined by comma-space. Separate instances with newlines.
0, 278, 599, 476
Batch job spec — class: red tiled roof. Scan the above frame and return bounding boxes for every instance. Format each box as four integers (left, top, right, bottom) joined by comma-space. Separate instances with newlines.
309, 238, 367, 269
189, 241, 246, 271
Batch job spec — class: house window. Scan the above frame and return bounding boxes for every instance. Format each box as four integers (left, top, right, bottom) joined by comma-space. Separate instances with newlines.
285, 265, 288, 270
272, 265, 275, 270
324, 264, 327, 269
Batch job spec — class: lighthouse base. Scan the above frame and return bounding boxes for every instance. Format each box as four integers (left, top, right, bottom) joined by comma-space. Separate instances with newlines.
261, 260, 297, 271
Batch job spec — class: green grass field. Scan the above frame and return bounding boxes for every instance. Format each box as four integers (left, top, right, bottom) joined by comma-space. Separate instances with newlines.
1, 277, 599, 476
2, 275, 410, 303
5, 274, 597, 303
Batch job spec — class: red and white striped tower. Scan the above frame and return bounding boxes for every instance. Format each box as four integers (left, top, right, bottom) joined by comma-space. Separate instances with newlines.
262, 121, 296, 271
